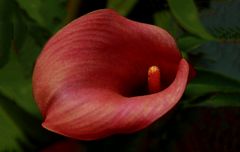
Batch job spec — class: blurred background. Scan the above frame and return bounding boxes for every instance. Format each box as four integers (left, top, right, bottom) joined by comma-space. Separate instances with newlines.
0, 0, 240, 151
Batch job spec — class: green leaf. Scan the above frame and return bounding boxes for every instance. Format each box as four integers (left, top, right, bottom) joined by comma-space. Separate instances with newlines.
0, 100, 27, 152
185, 69, 240, 98
191, 41, 240, 81
40, 0, 67, 32
107, 0, 138, 16
0, 0, 13, 68
0, 51, 39, 117
15, 0, 45, 28
64, 0, 82, 23
11, 2, 50, 77
15, 0, 67, 32
177, 36, 206, 52
11, 7, 48, 77
154, 10, 183, 38
167, 0, 214, 40
0, 21, 13, 68
185, 93, 240, 108
0, 93, 59, 151
184, 69, 240, 107
201, 0, 240, 40
190, 0, 240, 81
17, 35, 41, 77
12, 8, 28, 51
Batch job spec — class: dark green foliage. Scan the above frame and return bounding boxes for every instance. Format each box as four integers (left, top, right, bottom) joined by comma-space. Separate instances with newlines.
0, 0, 67, 151
107, 0, 138, 16
189, 0, 240, 82
0, 0, 13, 68
167, 0, 214, 40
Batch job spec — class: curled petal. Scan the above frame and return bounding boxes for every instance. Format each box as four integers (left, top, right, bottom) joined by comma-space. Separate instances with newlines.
42, 59, 189, 140
33, 9, 193, 140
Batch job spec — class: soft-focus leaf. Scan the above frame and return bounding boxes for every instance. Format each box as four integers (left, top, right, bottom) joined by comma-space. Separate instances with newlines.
17, 35, 42, 77
12, 9, 28, 51
15, 0, 45, 27
15, 0, 67, 32
185, 93, 240, 108
183, 69, 240, 107
177, 36, 206, 52
0, 98, 27, 151
107, 0, 138, 16
3, 0, 58, 117
40, 0, 67, 32
154, 10, 183, 38
0, 0, 13, 68
0, 52, 39, 117
185, 69, 240, 98
191, 0, 240, 81
191, 41, 240, 81
201, 0, 240, 40
0, 93, 59, 151
0, 21, 12, 68
65, 0, 82, 23
167, 0, 214, 40
12, 4, 50, 77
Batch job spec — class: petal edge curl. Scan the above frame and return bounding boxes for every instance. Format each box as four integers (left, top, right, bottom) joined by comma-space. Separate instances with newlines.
42, 59, 189, 140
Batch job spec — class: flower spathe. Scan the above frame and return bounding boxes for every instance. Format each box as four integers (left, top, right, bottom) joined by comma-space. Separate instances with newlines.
32, 9, 195, 140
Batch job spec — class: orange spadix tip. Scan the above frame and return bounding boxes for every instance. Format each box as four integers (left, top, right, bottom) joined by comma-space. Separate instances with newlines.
148, 66, 161, 94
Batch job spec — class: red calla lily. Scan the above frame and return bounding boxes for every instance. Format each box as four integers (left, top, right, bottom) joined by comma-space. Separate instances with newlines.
32, 9, 195, 140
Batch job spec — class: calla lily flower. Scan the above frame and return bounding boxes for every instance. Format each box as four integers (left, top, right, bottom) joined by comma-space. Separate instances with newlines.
32, 9, 195, 140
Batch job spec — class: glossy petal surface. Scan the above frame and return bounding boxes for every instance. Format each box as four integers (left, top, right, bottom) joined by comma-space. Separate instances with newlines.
33, 9, 193, 140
